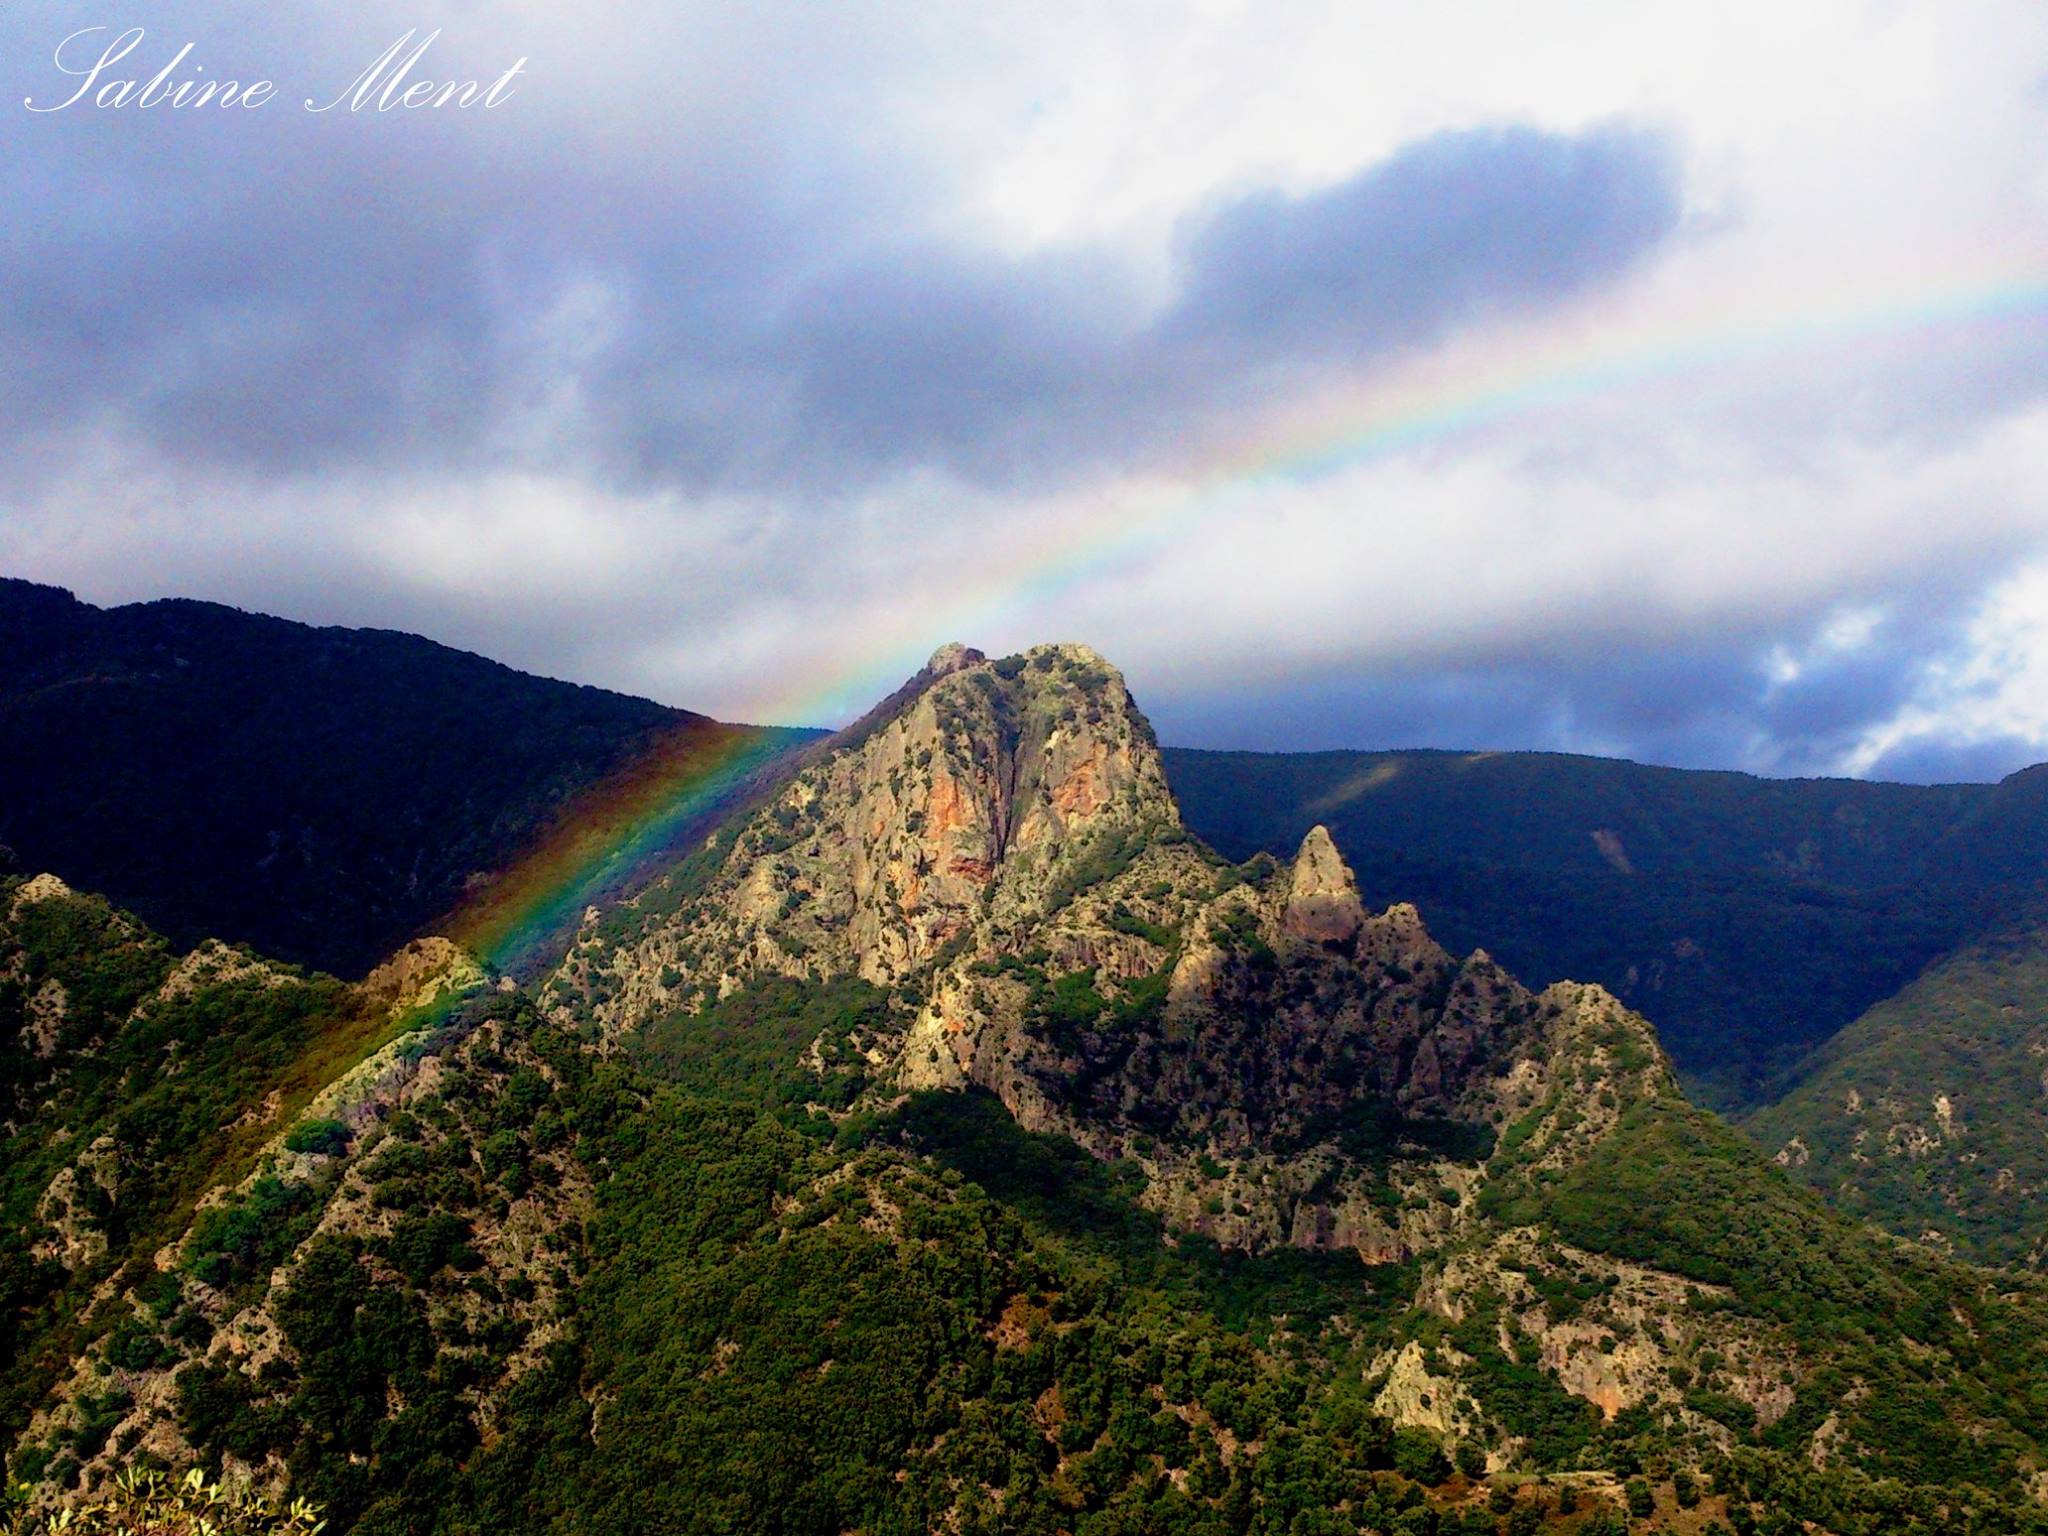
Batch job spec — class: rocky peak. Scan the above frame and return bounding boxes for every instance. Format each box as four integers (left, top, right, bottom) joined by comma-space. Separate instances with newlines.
7, 872, 77, 919
567, 643, 1181, 1003
359, 936, 489, 1015
855, 641, 1179, 949
1282, 825, 1367, 945
923, 641, 986, 678
546, 638, 1697, 1274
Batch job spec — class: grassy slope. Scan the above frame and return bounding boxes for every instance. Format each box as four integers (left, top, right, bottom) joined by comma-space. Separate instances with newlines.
1742, 925, 2048, 1267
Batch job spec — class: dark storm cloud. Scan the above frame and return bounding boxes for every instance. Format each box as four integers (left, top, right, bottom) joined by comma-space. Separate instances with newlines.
1142, 586, 2042, 784
1163, 124, 1682, 367
0, 0, 1685, 498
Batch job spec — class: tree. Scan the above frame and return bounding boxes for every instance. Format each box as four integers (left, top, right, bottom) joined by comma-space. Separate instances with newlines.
1674, 1467, 1700, 1508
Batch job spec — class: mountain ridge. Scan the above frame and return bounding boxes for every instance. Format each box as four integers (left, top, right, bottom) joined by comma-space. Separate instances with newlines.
1165, 743, 2047, 1107
13, 621, 2048, 1530
0, 579, 811, 978
12, 576, 2047, 1116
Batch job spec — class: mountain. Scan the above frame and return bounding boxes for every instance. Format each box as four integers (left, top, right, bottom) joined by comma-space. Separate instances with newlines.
0, 580, 806, 978
558, 643, 1645, 1257
1165, 746, 2048, 1110
0, 870, 503, 1446
13, 642, 2048, 1535
14, 576, 2048, 1120
1744, 923, 2048, 1268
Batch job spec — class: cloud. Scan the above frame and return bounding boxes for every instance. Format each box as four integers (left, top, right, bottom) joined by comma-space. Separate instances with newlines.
1846, 562, 2048, 780
0, 39, 1684, 494
720, 122, 1682, 492
4, 0, 2048, 782
1164, 124, 1681, 370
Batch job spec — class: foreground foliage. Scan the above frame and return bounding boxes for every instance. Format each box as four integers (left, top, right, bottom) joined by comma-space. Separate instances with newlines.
3, 1468, 322, 1536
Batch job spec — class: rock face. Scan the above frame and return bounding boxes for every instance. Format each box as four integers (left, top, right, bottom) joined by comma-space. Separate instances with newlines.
1282, 825, 1367, 945
555, 642, 1673, 1256
565, 643, 1179, 1003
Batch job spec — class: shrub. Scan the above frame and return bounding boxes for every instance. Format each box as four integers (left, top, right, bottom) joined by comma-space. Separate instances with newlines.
1390, 1427, 1449, 1484
283, 1118, 351, 1157
1625, 1476, 1654, 1517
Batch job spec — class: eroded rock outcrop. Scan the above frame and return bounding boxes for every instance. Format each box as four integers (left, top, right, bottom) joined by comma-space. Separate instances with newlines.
550, 642, 1673, 1269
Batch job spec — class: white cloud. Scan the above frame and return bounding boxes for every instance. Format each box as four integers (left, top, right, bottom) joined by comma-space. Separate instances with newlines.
1847, 562, 2048, 775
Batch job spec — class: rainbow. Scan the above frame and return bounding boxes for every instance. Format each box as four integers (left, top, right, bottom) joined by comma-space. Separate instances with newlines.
441, 720, 800, 978
749, 267, 2048, 726
440, 266, 2048, 980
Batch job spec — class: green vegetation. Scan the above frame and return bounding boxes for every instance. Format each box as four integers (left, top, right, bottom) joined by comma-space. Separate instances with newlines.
17, 889, 2048, 1533
1743, 923, 2048, 1264
1495, 1098, 2048, 1492
536, 1077, 1507, 1535
282, 1119, 351, 1157
631, 974, 893, 1121
1107, 902, 1177, 948
150, 998, 593, 1535
1443, 1302, 1600, 1466
1044, 823, 1157, 915
883, 1089, 1401, 1339
0, 881, 370, 1447
3, 1467, 324, 1535
20, 632, 2048, 1536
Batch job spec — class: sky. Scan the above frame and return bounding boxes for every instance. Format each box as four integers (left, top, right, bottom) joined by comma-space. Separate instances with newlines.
3, 1, 2047, 780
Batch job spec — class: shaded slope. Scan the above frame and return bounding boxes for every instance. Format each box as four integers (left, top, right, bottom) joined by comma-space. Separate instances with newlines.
0, 872, 463, 1445
0, 580, 805, 976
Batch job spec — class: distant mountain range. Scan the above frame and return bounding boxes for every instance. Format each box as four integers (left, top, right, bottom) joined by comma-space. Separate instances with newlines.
1167, 746, 2048, 1110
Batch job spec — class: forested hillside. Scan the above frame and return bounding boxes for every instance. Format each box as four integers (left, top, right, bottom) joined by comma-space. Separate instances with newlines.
1744, 923, 2048, 1266
0, 581, 805, 978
